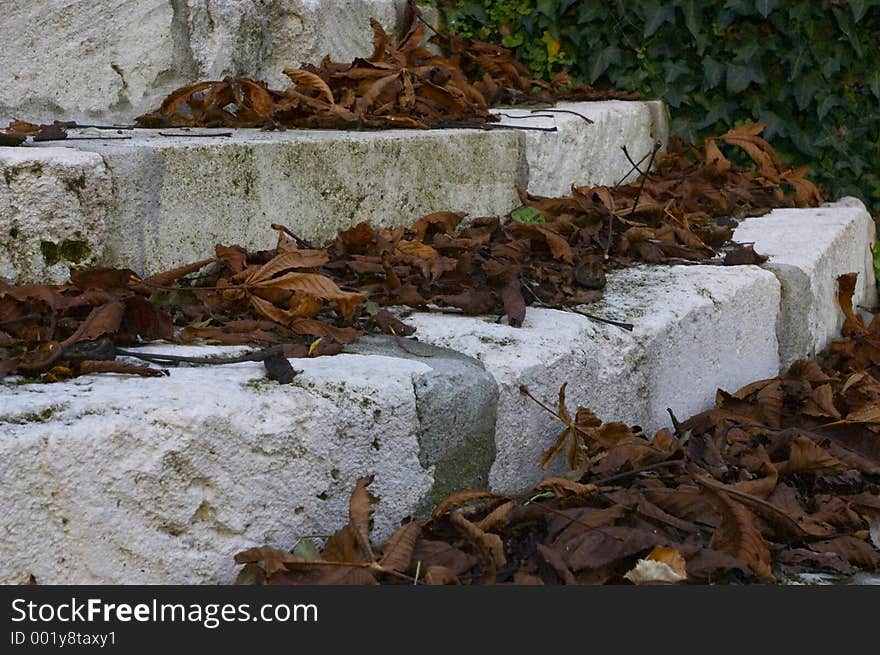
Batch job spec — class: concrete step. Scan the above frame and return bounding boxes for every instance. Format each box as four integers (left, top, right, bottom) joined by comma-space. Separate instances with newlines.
732, 198, 877, 368
1, 197, 874, 584
0, 1, 418, 126
0, 100, 669, 283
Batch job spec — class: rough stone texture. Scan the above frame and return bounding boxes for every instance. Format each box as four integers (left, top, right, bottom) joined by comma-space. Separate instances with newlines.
492, 100, 670, 196
0, 347, 437, 584
345, 335, 498, 510
0, 0, 408, 125
0, 147, 112, 283
733, 197, 878, 369
402, 264, 781, 493
5, 100, 662, 278
47, 127, 525, 274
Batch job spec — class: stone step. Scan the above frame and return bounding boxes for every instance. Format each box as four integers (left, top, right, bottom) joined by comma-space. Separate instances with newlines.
732, 198, 878, 368
1, 197, 874, 584
0, 341, 498, 584
0, 1, 418, 126
1, 100, 669, 283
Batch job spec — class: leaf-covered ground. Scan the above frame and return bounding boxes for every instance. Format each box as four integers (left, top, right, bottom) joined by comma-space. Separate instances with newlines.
0, 123, 820, 380
235, 275, 880, 585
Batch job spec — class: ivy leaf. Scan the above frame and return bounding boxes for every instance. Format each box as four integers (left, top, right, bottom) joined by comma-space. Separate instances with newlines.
510, 206, 545, 225
754, 0, 779, 18
848, 0, 869, 23
821, 55, 842, 80
542, 31, 561, 58
702, 58, 725, 90
726, 64, 764, 93
869, 70, 880, 101
793, 74, 821, 111
817, 96, 842, 122
643, 3, 676, 37
832, 6, 863, 58
588, 45, 621, 83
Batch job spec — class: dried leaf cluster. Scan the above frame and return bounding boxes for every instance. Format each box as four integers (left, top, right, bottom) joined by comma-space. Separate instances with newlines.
133, 8, 635, 131
0, 234, 377, 379
235, 275, 880, 585
0, 124, 821, 380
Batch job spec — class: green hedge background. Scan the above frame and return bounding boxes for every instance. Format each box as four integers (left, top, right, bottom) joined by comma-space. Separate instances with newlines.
438, 0, 880, 214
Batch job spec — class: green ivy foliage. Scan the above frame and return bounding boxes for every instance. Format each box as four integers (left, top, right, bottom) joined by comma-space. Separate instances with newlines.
440, 0, 880, 213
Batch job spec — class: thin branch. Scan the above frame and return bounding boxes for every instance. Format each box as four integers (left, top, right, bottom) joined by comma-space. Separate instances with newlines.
621, 145, 657, 181
270, 223, 317, 249
591, 460, 684, 487
530, 108, 594, 124
569, 308, 634, 331
519, 385, 566, 422
614, 149, 652, 187
496, 112, 556, 120
115, 345, 285, 366
628, 141, 662, 220
522, 283, 634, 331
158, 132, 232, 137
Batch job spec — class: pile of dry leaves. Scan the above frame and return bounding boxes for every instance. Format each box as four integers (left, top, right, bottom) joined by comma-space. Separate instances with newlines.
131, 5, 635, 131
234, 274, 880, 585
0, 3, 630, 143
0, 123, 821, 380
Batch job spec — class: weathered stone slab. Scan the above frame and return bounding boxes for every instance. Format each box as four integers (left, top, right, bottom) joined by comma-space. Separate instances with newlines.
0, 147, 112, 283
733, 197, 878, 369
1, 100, 664, 280
344, 335, 498, 509
492, 100, 669, 196
402, 264, 782, 493
0, 0, 409, 125
42, 127, 526, 274
0, 347, 440, 584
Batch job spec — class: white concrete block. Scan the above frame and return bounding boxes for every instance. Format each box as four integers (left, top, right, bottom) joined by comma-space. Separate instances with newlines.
403, 264, 781, 493
24, 126, 526, 274
0, 1, 407, 125
0, 348, 436, 584
733, 197, 878, 368
493, 100, 670, 196
0, 147, 112, 283
5, 100, 664, 279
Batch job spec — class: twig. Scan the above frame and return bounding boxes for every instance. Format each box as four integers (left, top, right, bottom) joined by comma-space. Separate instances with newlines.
487, 123, 557, 133
496, 113, 556, 120
591, 460, 685, 487
414, 9, 443, 37
522, 284, 634, 331
273, 558, 421, 584
627, 141, 662, 220
621, 145, 657, 181
433, 120, 557, 132
58, 136, 133, 141
603, 141, 661, 259
519, 384, 568, 423
569, 308, 634, 331
614, 149, 652, 187
530, 108, 594, 124
60, 122, 135, 130
115, 345, 285, 366
270, 223, 316, 249
158, 131, 233, 137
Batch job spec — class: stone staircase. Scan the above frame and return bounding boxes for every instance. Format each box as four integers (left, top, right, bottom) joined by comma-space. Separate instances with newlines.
0, 2, 877, 584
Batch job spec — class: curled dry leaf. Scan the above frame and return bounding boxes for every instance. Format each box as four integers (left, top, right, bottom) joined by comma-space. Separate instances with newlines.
349, 475, 378, 562
624, 545, 688, 585
698, 483, 774, 581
